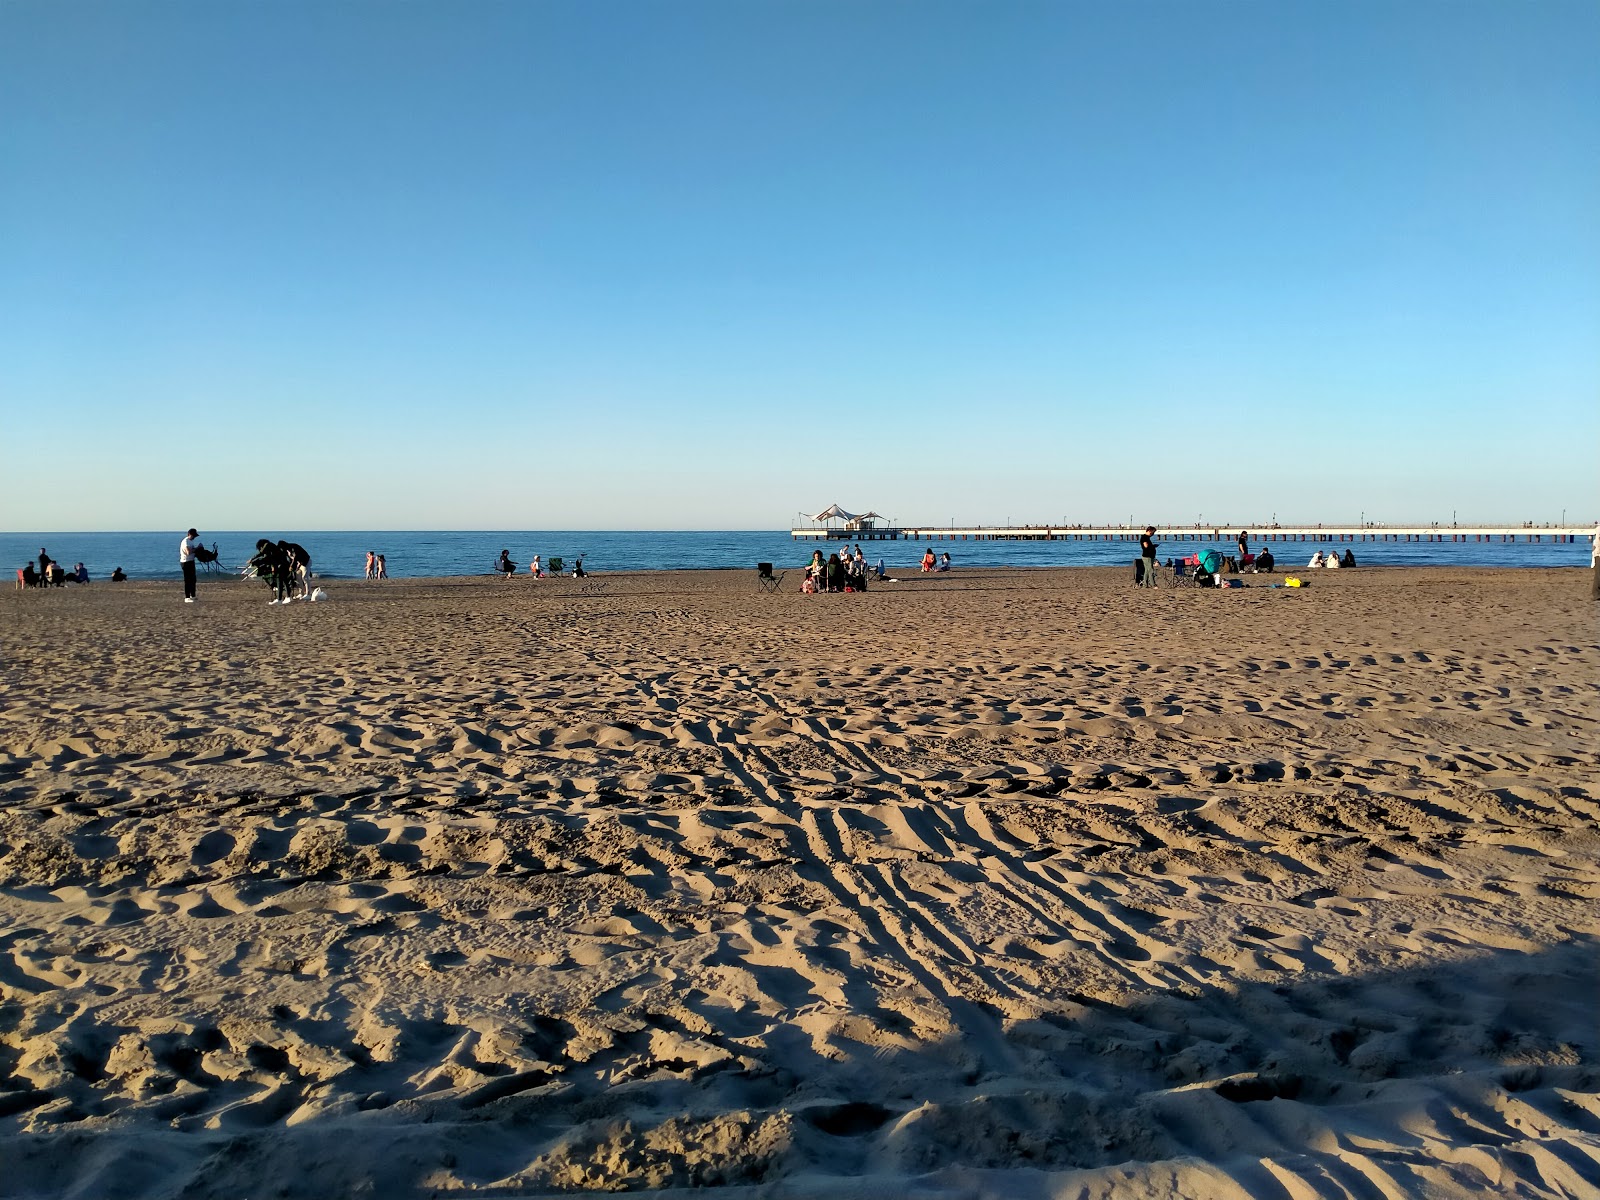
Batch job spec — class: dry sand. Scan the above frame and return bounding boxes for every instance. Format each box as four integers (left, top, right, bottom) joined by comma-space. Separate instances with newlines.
1, 565, 1596, 1199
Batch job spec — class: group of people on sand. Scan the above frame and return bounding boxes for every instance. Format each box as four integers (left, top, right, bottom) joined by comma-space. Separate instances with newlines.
1137, 527, 1368, 588
16, 548, 88, 588
15, 547, 109, 589
245, 538, 313, 604
803, 545, 877, 593
920, 548, 952, 572
363, 551, 389, 579
497, 550, 585, 579
1138, 527, 1276, 588
1308, 549, 1357, 569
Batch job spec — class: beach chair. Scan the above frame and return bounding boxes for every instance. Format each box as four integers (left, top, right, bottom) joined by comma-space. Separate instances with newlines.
757, 563, 784, 592
1169, 560, 1196, 588
547, 557, 564, 576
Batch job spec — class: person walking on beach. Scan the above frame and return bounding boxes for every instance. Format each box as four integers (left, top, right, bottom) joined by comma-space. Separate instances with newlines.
365, 550, 376, 580
1139, 526, 1159, 587
179, 528, 203, 603
375, 553, 387, 579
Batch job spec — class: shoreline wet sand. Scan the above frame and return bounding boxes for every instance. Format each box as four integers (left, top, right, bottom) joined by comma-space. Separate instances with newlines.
2, 567, 1597, 1197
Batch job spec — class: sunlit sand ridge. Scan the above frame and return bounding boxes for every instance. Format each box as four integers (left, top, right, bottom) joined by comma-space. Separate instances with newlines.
1, 566, 1596, 1198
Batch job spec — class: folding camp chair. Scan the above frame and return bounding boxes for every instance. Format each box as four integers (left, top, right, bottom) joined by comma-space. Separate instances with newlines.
757, 562, 785, 592
547, 557, 564, 576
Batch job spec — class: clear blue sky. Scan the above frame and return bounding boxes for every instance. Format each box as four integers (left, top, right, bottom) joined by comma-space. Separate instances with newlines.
3, 1, 1596, 530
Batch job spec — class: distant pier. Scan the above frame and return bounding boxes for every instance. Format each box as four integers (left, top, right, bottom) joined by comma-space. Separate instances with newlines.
791, 523, 1593, 544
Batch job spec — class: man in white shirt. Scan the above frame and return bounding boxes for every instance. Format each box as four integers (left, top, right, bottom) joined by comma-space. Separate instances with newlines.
179, 528, 202, 603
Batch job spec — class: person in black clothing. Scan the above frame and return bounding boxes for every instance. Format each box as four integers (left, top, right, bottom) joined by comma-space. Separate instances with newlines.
279, 541, 312, 598
1139, 526, 1159, 588
496, 550, 517, 578
111, 567, 127, 582
247, 539, 295, 603
1255, 547, 1275, 573
38, 548, 50, 578
1237, 530, 1249, 560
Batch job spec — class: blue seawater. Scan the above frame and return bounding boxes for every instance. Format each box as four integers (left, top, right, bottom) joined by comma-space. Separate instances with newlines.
1, 529, 1589, 582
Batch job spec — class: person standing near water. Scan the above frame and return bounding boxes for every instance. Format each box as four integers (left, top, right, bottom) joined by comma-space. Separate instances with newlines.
1237, 530, 1249, 561
1590, 524, 1599, 600
179, 528, 202, 603
1139, 526, 1159, 588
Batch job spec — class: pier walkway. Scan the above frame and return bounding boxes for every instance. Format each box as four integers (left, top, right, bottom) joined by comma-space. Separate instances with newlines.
791, 524, 1592, 544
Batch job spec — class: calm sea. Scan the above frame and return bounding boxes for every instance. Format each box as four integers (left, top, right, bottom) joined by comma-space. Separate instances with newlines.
2, 530, 1590, 582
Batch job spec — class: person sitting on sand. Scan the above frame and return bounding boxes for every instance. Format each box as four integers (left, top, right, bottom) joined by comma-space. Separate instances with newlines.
572, 555, 586, 578
939, 552, 951, 572
46, 561, 66, 587
874, 558, 887, 580
826, 552, 845, 592
496, 550, 517, 578
1254, 548, 1274, 573
111, 567, 127, 582
1324, 550, 1340, 568
807, 549, 825, 585
922, 547, 936, 572
1341, 548, 1356, 568
73, 563, 89, 584
1308, 550, 1326, 568
16, 564, 33, 590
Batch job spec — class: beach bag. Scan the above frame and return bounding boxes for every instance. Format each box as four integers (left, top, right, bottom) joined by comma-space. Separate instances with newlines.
309, 587, 329, 602
1285, 576, 1305, 588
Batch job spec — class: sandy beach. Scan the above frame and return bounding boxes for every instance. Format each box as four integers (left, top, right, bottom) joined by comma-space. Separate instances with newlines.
1, 565, 1596, 1198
